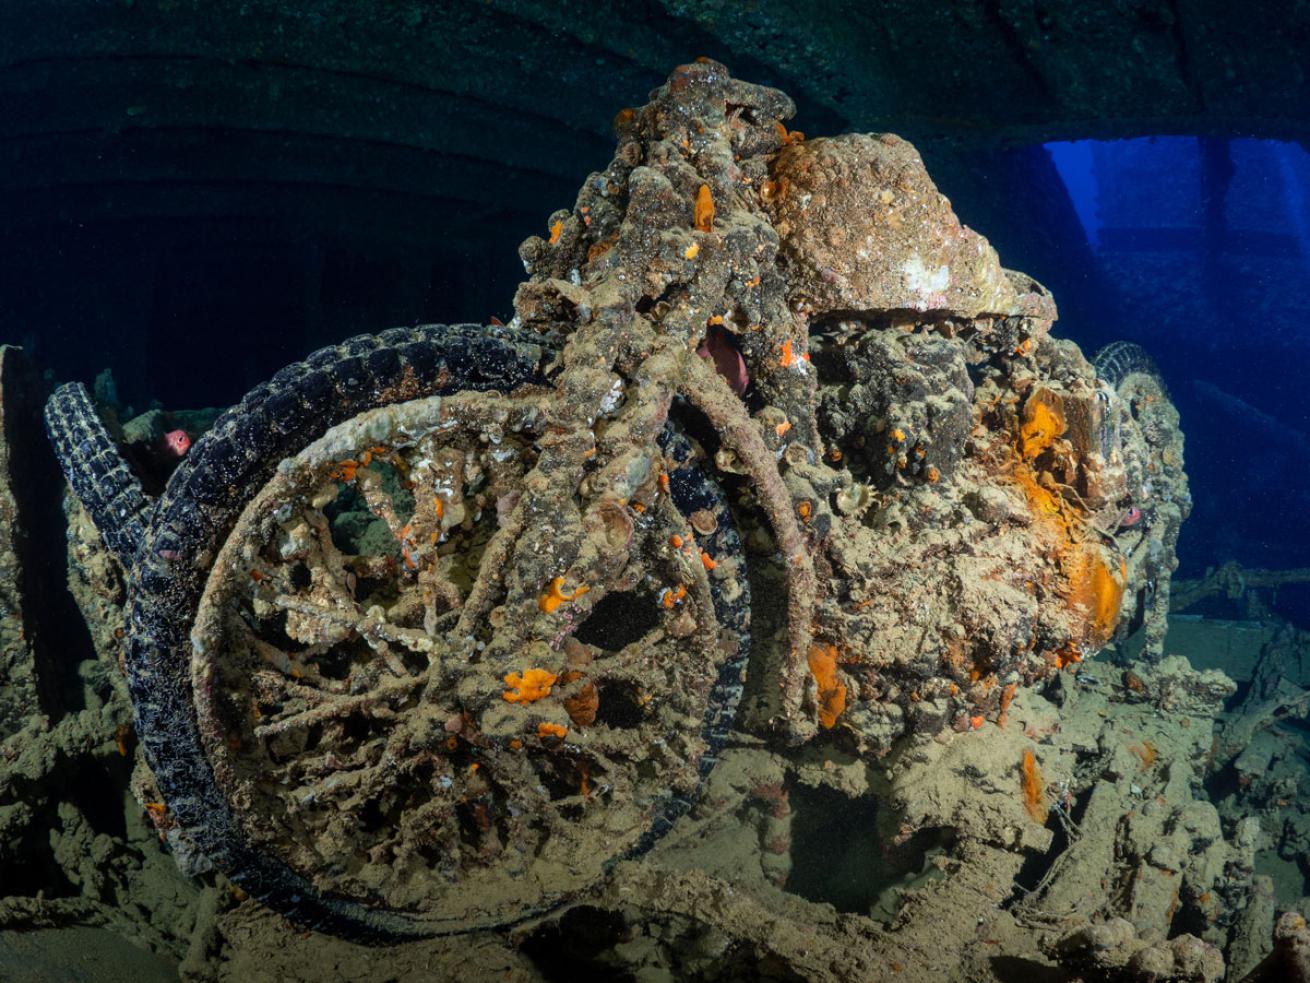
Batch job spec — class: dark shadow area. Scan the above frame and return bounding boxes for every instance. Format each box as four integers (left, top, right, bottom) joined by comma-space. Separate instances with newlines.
519, 905, 636, 983
989, 955, 1070, 982
1, 221, 531, 411
521, 903, 810, 983
1204, 759, 1243, 811
574, 590, 661, 653
68, 758, 129, 842
592, 679, 646, 730
3, 350, 101, 719
1011, 787, 1086, 897
784, 782, 945, 917
1168, 900, 1212, 942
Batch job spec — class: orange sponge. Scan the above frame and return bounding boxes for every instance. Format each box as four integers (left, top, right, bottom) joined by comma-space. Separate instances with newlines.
806, 642, 847, 729
694, 184, 715, 232
1020, 388, 1066, 460
503, 668, 559, 704
1065, 544, 1125, 647
1021, 749, 1048, 823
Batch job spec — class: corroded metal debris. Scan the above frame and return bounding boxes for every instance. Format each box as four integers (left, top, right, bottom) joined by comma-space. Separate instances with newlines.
513, 58, 1188, 752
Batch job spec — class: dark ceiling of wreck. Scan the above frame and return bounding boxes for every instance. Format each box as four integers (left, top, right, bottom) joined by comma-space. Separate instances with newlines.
2, 0, 1308, 404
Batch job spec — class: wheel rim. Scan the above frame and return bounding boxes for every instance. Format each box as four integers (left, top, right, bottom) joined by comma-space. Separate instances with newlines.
188, 390, 749, 927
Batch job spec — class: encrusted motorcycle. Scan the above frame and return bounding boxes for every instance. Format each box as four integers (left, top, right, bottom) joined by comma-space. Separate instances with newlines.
44, 60, 1188, 940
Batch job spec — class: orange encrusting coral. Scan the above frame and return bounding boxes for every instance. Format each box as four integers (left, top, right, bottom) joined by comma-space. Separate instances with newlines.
537, 722, 567, 740
1010, 465, 1061, 520
330, 458, 360, 483
538, 576, 590, 613
1007, 441, 1125, 654
806, 642, 847, 729
1050, 644, 1083, 670
1064, 544, 1125, 647
503, 668, 559, 704
997, 682, 1018, 728
779, 338, 796, 367
1021, 749, 1048, 823
694, 184, 715, 232
660, 583, 688, 609
774, 120, 805, 146
1019, 388, 1067, 460
1129, 741, 1157, 770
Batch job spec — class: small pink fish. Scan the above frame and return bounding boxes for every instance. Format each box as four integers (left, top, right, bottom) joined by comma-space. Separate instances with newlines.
163, 429, 191, 457
1119, 506, 1143, 529
696, 326, 749, 396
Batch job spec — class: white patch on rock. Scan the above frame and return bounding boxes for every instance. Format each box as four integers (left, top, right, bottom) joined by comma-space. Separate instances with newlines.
901, 255, 951, 297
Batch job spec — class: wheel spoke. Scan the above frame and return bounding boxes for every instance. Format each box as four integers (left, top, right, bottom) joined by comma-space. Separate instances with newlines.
189, 387, 741, 926
253, 674, 422, 740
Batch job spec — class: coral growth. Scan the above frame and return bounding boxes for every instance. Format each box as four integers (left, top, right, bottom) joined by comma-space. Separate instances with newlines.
1128, 741, 1157, 770
1022, 749, 1048, 823
1020, 388, 1067, 461
1008, 453, 1126, 653
1064, 544, 1126, 647
538, 576, 589, 614
693, 184, 715, 233
18, 55, 1208, 976
503, 668, 559, 704
559, 670, 599, 726
805, 642, 847, 729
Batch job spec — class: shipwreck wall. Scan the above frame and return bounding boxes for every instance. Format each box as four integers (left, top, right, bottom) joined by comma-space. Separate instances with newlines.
2, 0, 1306, 409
